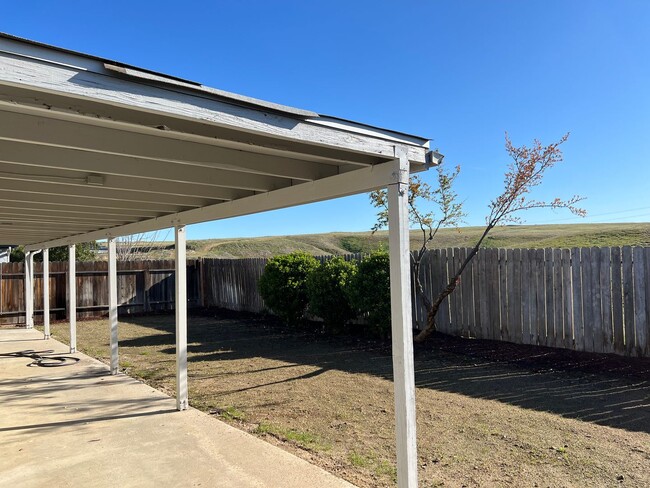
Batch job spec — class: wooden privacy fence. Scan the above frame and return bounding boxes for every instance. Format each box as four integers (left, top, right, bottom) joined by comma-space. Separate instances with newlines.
413, 247, 650, 358
0, 260, 201, 325
1, 248, 648, 358
199, 254, 363, 313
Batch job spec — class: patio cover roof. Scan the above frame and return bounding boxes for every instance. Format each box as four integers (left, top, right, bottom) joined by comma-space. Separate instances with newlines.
1, 33, 429, 488
0, 33, 434, 249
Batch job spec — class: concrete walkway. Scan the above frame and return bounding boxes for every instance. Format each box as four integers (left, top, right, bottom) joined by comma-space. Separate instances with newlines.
0, 328, 355, 488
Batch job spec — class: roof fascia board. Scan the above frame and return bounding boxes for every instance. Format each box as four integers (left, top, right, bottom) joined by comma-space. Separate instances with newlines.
0, 45, 429, 163
0, 34, 316, 118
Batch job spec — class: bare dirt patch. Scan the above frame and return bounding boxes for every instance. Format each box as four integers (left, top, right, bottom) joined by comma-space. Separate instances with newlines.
45, 311, 650, 487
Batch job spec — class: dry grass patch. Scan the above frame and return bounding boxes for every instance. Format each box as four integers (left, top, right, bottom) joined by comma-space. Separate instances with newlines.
44, 313, 650, 487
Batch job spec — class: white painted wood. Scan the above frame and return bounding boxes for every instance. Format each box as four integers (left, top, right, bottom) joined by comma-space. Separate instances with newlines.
108, 238, 119, 375
68, 244, 76, 354
0, 100, 379, 168
388, 152, 418, 488
175, 225, 189, 411
5, 188, 183, 215
0, 157, 257, 200
0, 114, 341, 182
26, 160, 400, 250
0, 177, 211, 208
102, 63, 318, 118
0, 51, 428, 164
43, 248, 50, 339
0, 33, 314, 118
0, 207, 138, 223
24, 251, 34, 328
0, 213, 125, 226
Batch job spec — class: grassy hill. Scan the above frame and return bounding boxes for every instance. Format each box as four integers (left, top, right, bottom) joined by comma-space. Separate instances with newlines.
131, 223, 650, 260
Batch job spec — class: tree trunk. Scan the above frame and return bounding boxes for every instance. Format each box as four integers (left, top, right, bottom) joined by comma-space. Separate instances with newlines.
413, 224, 493, 343
413, 277, 460, 342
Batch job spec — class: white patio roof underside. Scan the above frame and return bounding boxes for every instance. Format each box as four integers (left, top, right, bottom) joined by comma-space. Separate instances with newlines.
0, 33, 433, 249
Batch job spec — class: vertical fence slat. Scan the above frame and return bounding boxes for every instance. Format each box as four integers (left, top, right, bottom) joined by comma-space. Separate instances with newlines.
581, 248, 594, 352
486, 249, 500, 341
534, 249, 546, 347
520, 249, 532, 345
528, 249, 538, 345
622, 246, 635, 356
506, 249, 519, 342
551, 249, 564, 350
598, 247, 613, 354
570, 248, 584, 351
498, 249, 508, 342
477, 249, 489, 339
632, 247, 647, 357
456, 248, 467, 337
512, 249, 523, 344
561, 249, 573, 350
465, 249, 477, 338
437, 249, 451, 333
473, 251, 482, 338
544, 249, 555, 347
446, 248, 455, 334
610, 247, 624, 354
639, 247, 650, 358
591, 247, 604, 352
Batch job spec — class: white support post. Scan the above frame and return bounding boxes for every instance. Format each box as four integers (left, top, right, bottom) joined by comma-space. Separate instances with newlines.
68, 244, 77, 353
108, 238, 119, 374
175, 225, 188, 411
43, 249, 50, 339
24, 251, 34, 328
388, 151, 418, 488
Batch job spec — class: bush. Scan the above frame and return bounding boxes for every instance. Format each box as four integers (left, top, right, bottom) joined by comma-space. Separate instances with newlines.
259, 252, 319, 326
347, 251, 392, 338
307, 257, 357, 332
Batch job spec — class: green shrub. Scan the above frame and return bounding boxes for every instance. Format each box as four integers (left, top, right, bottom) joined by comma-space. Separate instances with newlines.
258, 252, 319, 326
346, 251, 392, 338
307, 257, 358, 332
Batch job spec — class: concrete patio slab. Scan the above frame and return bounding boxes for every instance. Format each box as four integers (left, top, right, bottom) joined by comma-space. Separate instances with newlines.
0, 328, 355, 488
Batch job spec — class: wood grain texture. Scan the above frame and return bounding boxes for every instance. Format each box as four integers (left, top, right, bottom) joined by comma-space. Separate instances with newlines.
571, 248, 584, 351
498, 249, 508, 342
622, 247, 635, 356
487, 249, 501, 341
610, 247, 625, 354
561, 249, 573, 349
534, 249, 546, 347
632, 247, 647, 357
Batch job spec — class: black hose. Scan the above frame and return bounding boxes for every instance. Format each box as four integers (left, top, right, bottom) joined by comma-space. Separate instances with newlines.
0, 349, 80, 367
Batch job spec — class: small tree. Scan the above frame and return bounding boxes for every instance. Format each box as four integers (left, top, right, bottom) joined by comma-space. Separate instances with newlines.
371, 165, 465, 326
116, 230, 168, 261
259, 252, 319, 326
307, 257, 357, 333
370, 133, 586, 342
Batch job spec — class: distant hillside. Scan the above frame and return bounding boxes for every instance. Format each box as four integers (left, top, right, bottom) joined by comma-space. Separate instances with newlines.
126, 223, 650, 260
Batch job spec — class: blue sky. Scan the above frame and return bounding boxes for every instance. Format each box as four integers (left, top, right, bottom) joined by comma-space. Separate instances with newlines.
3, 1, 649, 239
